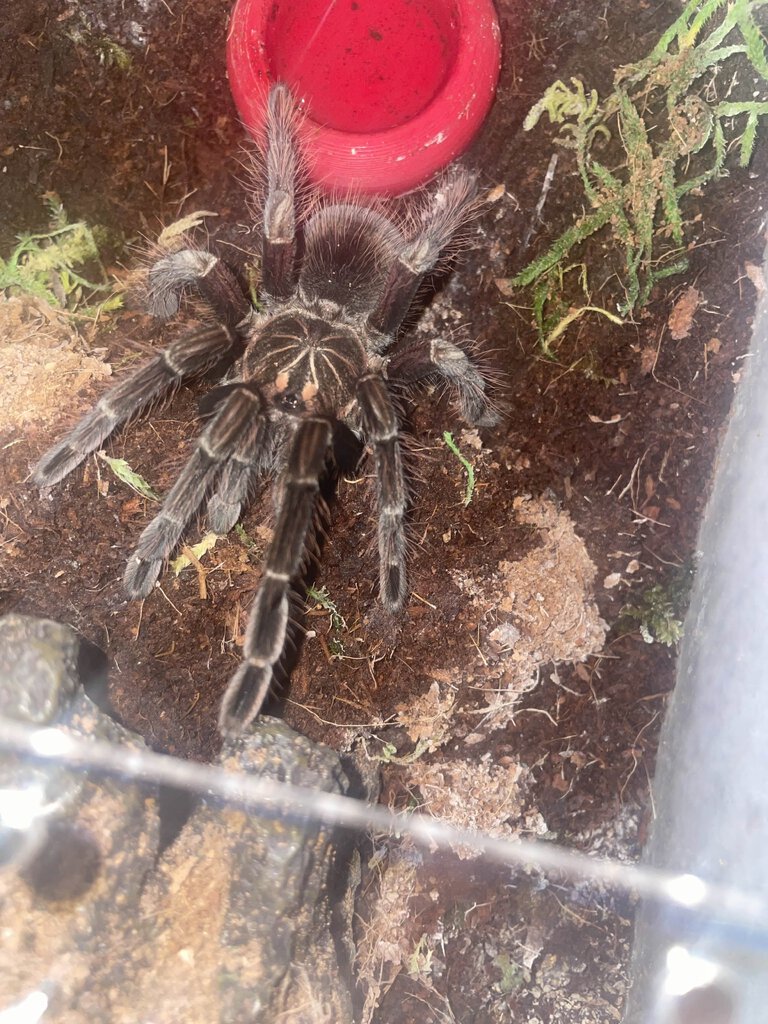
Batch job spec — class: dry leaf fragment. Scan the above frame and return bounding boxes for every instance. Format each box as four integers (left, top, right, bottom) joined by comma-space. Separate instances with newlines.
667, 286, 701, 340
395, 682, 456, 751
639, 345, 657, 375
98, 451, 160, 501
588, 413, 623, 424
745, 261, 766, 295
157, 210, 218, 248
171, 532, 220, 575
551, 772, 570, 793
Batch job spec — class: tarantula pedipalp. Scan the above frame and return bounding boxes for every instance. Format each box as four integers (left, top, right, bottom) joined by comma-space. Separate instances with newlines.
33, 84, 498, 736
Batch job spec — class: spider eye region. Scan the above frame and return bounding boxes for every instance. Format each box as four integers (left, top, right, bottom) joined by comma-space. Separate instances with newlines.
274, 390, 303, 412
246, 313, 368, 416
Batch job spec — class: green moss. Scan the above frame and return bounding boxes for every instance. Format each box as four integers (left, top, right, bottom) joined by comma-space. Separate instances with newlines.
306, 585, 347, 656
0, 193, 118, 313
619, 567, 695, 646
506, 0, 768, 347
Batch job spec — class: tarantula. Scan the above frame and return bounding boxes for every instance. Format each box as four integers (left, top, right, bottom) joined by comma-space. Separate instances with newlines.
33, 84, 498, 735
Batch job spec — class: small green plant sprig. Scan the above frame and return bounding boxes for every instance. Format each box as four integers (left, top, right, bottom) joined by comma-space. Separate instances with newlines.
508, 0, 768, 348
618, 567, 694, 646
443, 431, 476, 506
0, 193, 119, 314
306, 585, 347, 656
97, 451, 160, 501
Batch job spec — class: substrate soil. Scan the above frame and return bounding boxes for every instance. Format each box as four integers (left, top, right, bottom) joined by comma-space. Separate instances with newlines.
1, 0, 766, 1020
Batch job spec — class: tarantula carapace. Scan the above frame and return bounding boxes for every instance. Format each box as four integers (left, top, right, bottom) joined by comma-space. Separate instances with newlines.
33, 84, 498, 735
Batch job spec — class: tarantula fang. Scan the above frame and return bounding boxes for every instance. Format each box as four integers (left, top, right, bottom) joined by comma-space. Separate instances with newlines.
32, 84, 499, 736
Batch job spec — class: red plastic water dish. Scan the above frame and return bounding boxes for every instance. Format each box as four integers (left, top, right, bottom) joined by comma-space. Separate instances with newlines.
227, 0, 501, 195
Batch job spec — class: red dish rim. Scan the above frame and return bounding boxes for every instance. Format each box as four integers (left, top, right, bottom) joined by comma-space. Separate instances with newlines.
226, 0, 501, 195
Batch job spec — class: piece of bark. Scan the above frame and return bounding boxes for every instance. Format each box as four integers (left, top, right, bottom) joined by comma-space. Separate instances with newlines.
0, 616, 365, 1023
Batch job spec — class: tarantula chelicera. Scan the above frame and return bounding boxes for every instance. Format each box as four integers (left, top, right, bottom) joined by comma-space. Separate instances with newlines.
33, 84, 498, 735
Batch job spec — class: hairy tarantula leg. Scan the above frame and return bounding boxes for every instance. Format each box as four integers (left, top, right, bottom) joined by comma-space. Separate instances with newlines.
358, 376, 408, 610
124, 386, 267, 598
389, 337, 500, 428
32, 324, 238, 487
218, 415, 333, 735
146, 248, 252, 328
206, 413, 274, 535
367, 166, 478, 337
261, 83, 298, 300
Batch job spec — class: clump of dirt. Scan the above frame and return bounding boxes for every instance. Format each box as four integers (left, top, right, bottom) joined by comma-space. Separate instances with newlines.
406, 758, 546, 859
450, 493, 607, 731
352, 495, 601, 1017
356, 845, 423, 1024
0, 297, 112, 432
